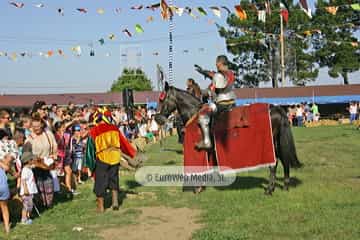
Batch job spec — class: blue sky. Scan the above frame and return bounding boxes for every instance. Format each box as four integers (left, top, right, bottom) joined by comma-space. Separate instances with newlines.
0, 0, 359, 94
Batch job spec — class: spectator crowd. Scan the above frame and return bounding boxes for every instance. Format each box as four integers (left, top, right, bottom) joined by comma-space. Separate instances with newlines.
0, 101, 176, 234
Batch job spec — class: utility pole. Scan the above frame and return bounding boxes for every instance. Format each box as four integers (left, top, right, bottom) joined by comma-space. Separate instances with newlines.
168, 0, 174, 85
280, 12, 285, 87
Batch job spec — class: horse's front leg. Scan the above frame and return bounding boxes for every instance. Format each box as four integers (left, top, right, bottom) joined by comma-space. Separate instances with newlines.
265, 160, 278, 195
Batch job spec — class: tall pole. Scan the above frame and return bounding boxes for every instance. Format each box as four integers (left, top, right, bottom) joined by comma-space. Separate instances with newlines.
280, 13, 285, 87
168, 0, 174, 85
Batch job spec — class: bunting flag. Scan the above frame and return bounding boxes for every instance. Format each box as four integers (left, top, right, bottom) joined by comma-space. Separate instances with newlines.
58, 49, 64, 56
265, 0, 271, 15
280, 1, 289, 23
47, 50, 54, 57
350, 4, 360, 11
97, 8, 105, 15
173, 7, 184, 16
235, 5, 247, 20
160, 0, 173, 20
90, 50, 95, 56
152, 52, 159, 56
299, 0, 312, 18
105, 53, 111, 57
9, 2, 24, 8
325, 6, 338, 15
58, 8, 64, 16
185, 7, 197, 19
72, 46, 81, 56
114, 8, 121, 14
20, 52, 26, 57
122, 29, 132, 37
197, 7, 207, 16
131, 5, 143, 10
135, 24, 144, 34
221, 6, 231, 15
210, 6, 221, 18
258, 10, 266, 23
10, 53, 17, 61
146, 16, 154, 22
76, 8, 87, 14
108, 34, 115, 40
98, 38, 105, 45
33, 3, 44, 8
146, 3, 160, 10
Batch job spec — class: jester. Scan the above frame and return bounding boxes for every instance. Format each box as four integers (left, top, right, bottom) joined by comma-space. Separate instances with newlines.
85, 107, 137, 213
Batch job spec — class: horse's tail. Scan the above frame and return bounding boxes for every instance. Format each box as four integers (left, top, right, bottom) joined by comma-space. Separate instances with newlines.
277, 107, 302, 168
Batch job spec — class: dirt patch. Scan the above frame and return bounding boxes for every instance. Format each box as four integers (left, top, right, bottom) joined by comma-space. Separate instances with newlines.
99, 206, 203, 240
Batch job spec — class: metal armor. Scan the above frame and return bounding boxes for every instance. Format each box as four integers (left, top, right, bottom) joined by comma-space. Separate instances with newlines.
212, 73, 236, 104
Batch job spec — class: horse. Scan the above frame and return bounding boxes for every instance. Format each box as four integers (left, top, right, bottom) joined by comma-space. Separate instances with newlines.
155, 82, 302, 195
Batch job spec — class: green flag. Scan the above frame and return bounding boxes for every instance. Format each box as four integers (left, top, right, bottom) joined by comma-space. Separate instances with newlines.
135, 24, 144, 34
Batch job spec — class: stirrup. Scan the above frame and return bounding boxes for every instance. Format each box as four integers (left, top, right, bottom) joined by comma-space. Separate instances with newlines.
195, 141, 212, 150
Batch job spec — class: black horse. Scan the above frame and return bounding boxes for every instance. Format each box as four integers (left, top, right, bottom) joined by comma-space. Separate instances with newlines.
155, 82, 302, 195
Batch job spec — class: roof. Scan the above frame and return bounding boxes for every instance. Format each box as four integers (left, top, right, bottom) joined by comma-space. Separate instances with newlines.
1, 84, 360, 108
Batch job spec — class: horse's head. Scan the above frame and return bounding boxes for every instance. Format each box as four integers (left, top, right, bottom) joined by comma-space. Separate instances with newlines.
155, 82, 177, 125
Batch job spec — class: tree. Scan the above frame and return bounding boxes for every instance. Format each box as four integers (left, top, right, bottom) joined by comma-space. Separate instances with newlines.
110, 68, 153, 92
218, 0, 319, 88
312, 0, 360, 84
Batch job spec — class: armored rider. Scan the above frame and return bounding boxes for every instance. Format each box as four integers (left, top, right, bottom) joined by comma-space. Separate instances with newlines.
194, 55, 237, 150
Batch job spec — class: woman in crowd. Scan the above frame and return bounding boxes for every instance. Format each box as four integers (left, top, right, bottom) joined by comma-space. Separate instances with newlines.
25, 114, 58, 208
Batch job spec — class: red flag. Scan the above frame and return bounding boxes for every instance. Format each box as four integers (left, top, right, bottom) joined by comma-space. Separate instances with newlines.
235, 5, 247, 20
76, 8, 87, 13
281, 10, 289, 23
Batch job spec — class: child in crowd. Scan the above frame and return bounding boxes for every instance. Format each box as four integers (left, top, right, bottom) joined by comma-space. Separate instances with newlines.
19, 152, 38, 225
70, 125, 84, 185
0, 139, 18, 233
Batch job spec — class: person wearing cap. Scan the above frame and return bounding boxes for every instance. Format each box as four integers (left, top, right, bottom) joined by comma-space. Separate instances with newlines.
85, 107, 137, 213
19, 151, 38, 225
194, 55, 236, 149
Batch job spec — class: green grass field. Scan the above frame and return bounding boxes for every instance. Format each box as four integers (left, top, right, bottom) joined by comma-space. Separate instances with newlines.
2, 125, 360, 240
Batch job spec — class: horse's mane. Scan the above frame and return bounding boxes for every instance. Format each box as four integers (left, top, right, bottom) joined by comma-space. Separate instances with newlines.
170, 86, 202, 104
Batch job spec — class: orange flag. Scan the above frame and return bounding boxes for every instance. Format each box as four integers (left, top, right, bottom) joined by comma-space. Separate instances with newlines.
160, 0, 173, 20
235, 5, 247, 20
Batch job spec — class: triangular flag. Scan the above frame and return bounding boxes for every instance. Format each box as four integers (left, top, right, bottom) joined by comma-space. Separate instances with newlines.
210, 6, 221, 18
135, 24, 144, 34
131, 5, 143, 10
33, 3, 44, 8
97, 8, 105, 15
299, 0, 312, 18
109, 34, 115, 40
258, 10, 266, 23
146, 16, 154, 22
76, 8, 87, 13
10, 53, 17, 61
114, 8, 121, 14
235, 5, 247, 20
153, 52, 159, 56
58, 49, 64, 56
58, 8, 64, 16
197, 7, 207, 16
221, 6, 231, 15
20, 52, 26, 57
90, 50, 95, 57
122, 29, 132, 37
146, 3, 160, 10
9, 2, 24, 8
99, 38, 105, 45
351, 4, 360, 11
280, 1, 289, 23
325, 6, 338, 15
174, 7, 184, 16
161, 0, 173, 20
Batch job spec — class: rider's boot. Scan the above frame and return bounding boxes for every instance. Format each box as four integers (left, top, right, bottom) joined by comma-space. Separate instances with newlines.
196, 115, 212, 150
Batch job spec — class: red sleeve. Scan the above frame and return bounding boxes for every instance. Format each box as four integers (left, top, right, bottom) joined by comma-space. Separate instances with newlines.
119, 130, 137, 158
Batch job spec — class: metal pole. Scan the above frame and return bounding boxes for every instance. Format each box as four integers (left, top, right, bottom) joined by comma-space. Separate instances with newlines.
280, 13, 285, 87
168, 0, 174, 85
